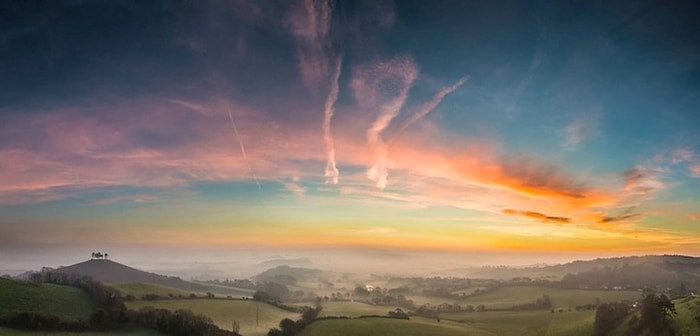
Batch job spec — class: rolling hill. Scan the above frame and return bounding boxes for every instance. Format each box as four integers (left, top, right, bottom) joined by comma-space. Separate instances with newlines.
0, 277, 92, 321
53, 259, 206, 292
449, 255, 700, 289
254, 265, 323, 284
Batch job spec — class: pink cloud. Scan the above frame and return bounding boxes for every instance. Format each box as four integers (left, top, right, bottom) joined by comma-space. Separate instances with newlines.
671, 148, 693, 163
0, 90, 658, 233
690, 164, 700, 178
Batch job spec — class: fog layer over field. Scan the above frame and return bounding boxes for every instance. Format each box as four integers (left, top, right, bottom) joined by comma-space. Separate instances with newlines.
1, 246, 623, 279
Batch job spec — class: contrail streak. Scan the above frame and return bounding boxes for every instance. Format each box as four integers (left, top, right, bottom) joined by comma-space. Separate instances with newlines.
227, 104, 261, 190
323, 56, 342, 184
392, 77, 467, 140
365, 59, 418, 190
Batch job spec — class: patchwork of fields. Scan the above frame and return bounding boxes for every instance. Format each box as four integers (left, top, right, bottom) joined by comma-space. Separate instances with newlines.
3, 276, 700, 336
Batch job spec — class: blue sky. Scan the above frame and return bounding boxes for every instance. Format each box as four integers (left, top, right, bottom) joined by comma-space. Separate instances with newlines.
1, 1, 700, 263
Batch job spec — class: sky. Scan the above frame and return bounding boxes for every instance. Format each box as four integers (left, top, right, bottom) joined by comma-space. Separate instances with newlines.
2, 0, 700, 269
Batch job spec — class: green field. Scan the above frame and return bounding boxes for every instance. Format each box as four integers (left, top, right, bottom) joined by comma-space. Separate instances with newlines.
0, 278, 92, 322
193, 282, 256, 298
0, 327, 161, 336
453, 286, 640, 310
109, 282, 254, 299
125, 299, 299, 336
439, 309, 594, 336
673, 296, 700, 335
318, 301, 393, 317
108, 283, 192, 298
298, 317, 486, 336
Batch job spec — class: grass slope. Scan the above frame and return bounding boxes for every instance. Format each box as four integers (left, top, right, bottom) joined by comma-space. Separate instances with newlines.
55, 260, 205, 292
0, 278, 92, 321
302, 310, 595, 336
125, 299, 299, 336
109, 283, 191, 298
298, 317, 485, 336
674, 296, 700, 335
319, 301, 393, 318
454, 286, 640, 310
0, 327, 162, 336
192, 282, 256, 297
440, 310, 594, 336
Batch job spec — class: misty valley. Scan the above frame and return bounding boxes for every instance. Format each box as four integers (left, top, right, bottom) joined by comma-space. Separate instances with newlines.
2, 254, 700, 336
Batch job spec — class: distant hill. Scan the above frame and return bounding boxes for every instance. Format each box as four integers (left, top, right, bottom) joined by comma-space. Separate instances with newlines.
543, 255, 700, 275
555, 255, 700, 292
53, 259, 206, 292
258, 257, 314, 268
457, 255, 700, 292
255, 265, 322, 284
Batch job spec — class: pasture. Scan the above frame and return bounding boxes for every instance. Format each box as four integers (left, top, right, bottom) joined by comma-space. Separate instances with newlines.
193, 282, 256, 298
298, 317, 486, 336
674, 296, 700, 335
453, 286, 640, 310
109, 282, 191, 298
125, 299, 299, 336
440, 309, 594, 336
318, 301, 393, 317
0, 327, 162, 336
0, 278, 92, 322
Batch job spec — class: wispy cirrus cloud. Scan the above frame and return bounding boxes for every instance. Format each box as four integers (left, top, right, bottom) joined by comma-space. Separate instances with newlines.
323, 57, 342, 184
668, 148, 700, 178
352, 56, 418, 189
671, 148, 693, 163
288, 0, 335, 93
0, 96, 646, 231
393, 77, 467, 139
288, 0, 343, 185
0, 99, 326, 203
690, 164, 700, 178
622, 167, 663, 194
561, 119, 594, 151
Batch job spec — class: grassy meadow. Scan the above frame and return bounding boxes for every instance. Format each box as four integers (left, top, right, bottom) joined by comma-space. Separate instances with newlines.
439, 309, 594, 336
318, 301, 392, 317
0, 327, 162, 336
674, 296, 700, 335
452, 286, 640, 310
0, 278, 92, 322
125, 299, 299, 336
109, 283, 191, 298
297, 317, 485, 336
192, 282, 256, 298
